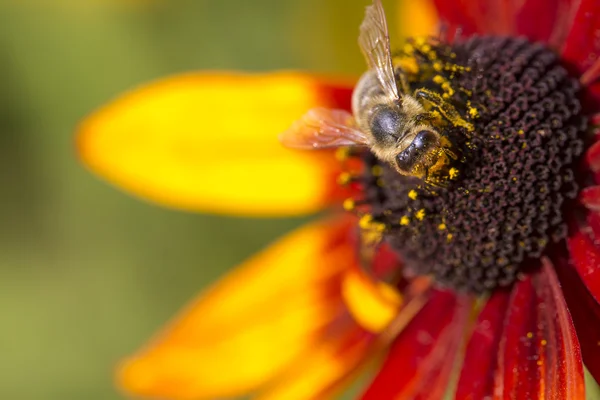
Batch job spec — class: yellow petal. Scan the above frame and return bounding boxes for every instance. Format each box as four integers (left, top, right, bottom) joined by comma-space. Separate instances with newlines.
341, 267, 403, 333
118, 216, 356, 399
78, 72, 354, 216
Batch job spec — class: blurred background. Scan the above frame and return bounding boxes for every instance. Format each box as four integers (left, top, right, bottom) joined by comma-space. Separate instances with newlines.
0, 1, 401, 399
4, 1, 598, 399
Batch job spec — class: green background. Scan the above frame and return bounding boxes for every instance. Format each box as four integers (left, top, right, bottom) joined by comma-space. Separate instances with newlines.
0, 1, 598, 399
0, 1, 380, 399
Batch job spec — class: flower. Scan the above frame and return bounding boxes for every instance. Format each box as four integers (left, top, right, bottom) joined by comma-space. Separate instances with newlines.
77, 0, 600, 398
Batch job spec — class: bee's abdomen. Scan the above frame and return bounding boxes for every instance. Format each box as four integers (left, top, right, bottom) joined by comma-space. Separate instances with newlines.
351, 70, 387, 132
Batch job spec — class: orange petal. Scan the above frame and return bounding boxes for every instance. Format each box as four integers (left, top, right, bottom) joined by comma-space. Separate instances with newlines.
78, 72, 355, 216
257, 326, 373, 400
117, 216, 357, 400
398, 0, 439, 38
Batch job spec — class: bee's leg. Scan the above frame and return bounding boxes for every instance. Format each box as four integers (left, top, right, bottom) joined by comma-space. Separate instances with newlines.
414, 89, 474, 133
439, 136, 459, 160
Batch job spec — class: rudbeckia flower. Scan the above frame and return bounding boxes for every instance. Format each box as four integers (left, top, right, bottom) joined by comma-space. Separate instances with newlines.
78, 0, 600, 398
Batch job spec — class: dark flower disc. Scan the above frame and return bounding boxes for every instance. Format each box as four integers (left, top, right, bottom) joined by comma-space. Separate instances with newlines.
362, 36, 587, 293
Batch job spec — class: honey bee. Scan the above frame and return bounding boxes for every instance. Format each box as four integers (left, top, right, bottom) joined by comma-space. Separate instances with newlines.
280, 0, 469, 185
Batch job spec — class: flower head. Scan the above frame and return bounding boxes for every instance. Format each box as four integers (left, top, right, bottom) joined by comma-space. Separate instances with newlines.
79, 0, 600, 398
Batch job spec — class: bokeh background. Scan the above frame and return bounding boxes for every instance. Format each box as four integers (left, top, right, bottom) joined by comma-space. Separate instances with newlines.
0, 1, 397, 399
2, 1, 599, 399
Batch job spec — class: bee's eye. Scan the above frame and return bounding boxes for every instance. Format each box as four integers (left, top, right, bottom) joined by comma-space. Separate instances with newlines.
370, 106, 400, 143
413, 130, 438, 150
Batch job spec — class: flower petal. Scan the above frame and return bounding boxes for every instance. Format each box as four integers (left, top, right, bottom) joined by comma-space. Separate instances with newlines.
455, 289, 511, 400
432, 0, 576, 47
361, 290, 472, 400
257, 327, 372, 400
555, 257, 600, 384
585, 139, 600, 176
579, 186, 600, 211
587, 211, 600, 242
560, 0, 600, 78
567, 223, 600, 303
78, 72, 355, 216
397, 0, 438, 38
495, 260, 585, 399
341, 266, 403, 333
432, 0, 480, 39
560, 0, 600, 108
117, 216, 356, 400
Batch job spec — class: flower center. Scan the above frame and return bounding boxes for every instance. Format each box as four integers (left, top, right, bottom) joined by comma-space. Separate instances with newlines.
355, 36, 586, 293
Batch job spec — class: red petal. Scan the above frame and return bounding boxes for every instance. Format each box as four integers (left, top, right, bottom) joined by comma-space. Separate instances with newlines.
361, 290, 472, 400
433, 0, 576, 47
585, 140, 600, 175
579, 186, 600, 211
455, 290, 511, 400
554, 257, 600, 384
567, 224, 600, 303
371, 243, 401, 278
560, 0, 600, 106
587, 212, 600, 241
433, 0, 480, 39
495, 261, 585, 399
561, 0, 600, 74
318, 83, 354, 113
514, 0, 576, 47
495, 272, 540, 398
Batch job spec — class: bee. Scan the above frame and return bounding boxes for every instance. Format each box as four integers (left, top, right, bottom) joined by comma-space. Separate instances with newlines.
280, 0, 471, 185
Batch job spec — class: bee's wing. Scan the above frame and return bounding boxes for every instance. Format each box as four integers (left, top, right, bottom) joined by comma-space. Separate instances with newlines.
358, 0, 399, 100
279, 108, 369, 149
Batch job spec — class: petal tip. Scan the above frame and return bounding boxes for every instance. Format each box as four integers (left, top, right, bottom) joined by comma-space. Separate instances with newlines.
117, 357, 155, 396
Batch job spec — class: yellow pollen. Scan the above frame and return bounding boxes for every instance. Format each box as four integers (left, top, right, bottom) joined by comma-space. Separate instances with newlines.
541, 339, 547, 346
415, 209, 426, 221
527, 332, 533, 339
335, 147, 351, 161
433, 75, 444, 84
449, 167, 459, 179
537, 360, 543, 366
468, 106, 479, 118
441, 82, 454, 95
337, 172, 351, 185
359, 214, 373, 228
343, 198, 355, 211
371, 165, 383, 176
518, 129, 524, 135
408, 190, 418, 200
359, 214, 385, 231
400, 216, 410, 226
447, 233, 453, 241
438, 223, 446, 230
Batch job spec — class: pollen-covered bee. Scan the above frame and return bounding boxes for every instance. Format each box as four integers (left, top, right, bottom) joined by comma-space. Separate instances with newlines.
280, 0, 471, 185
